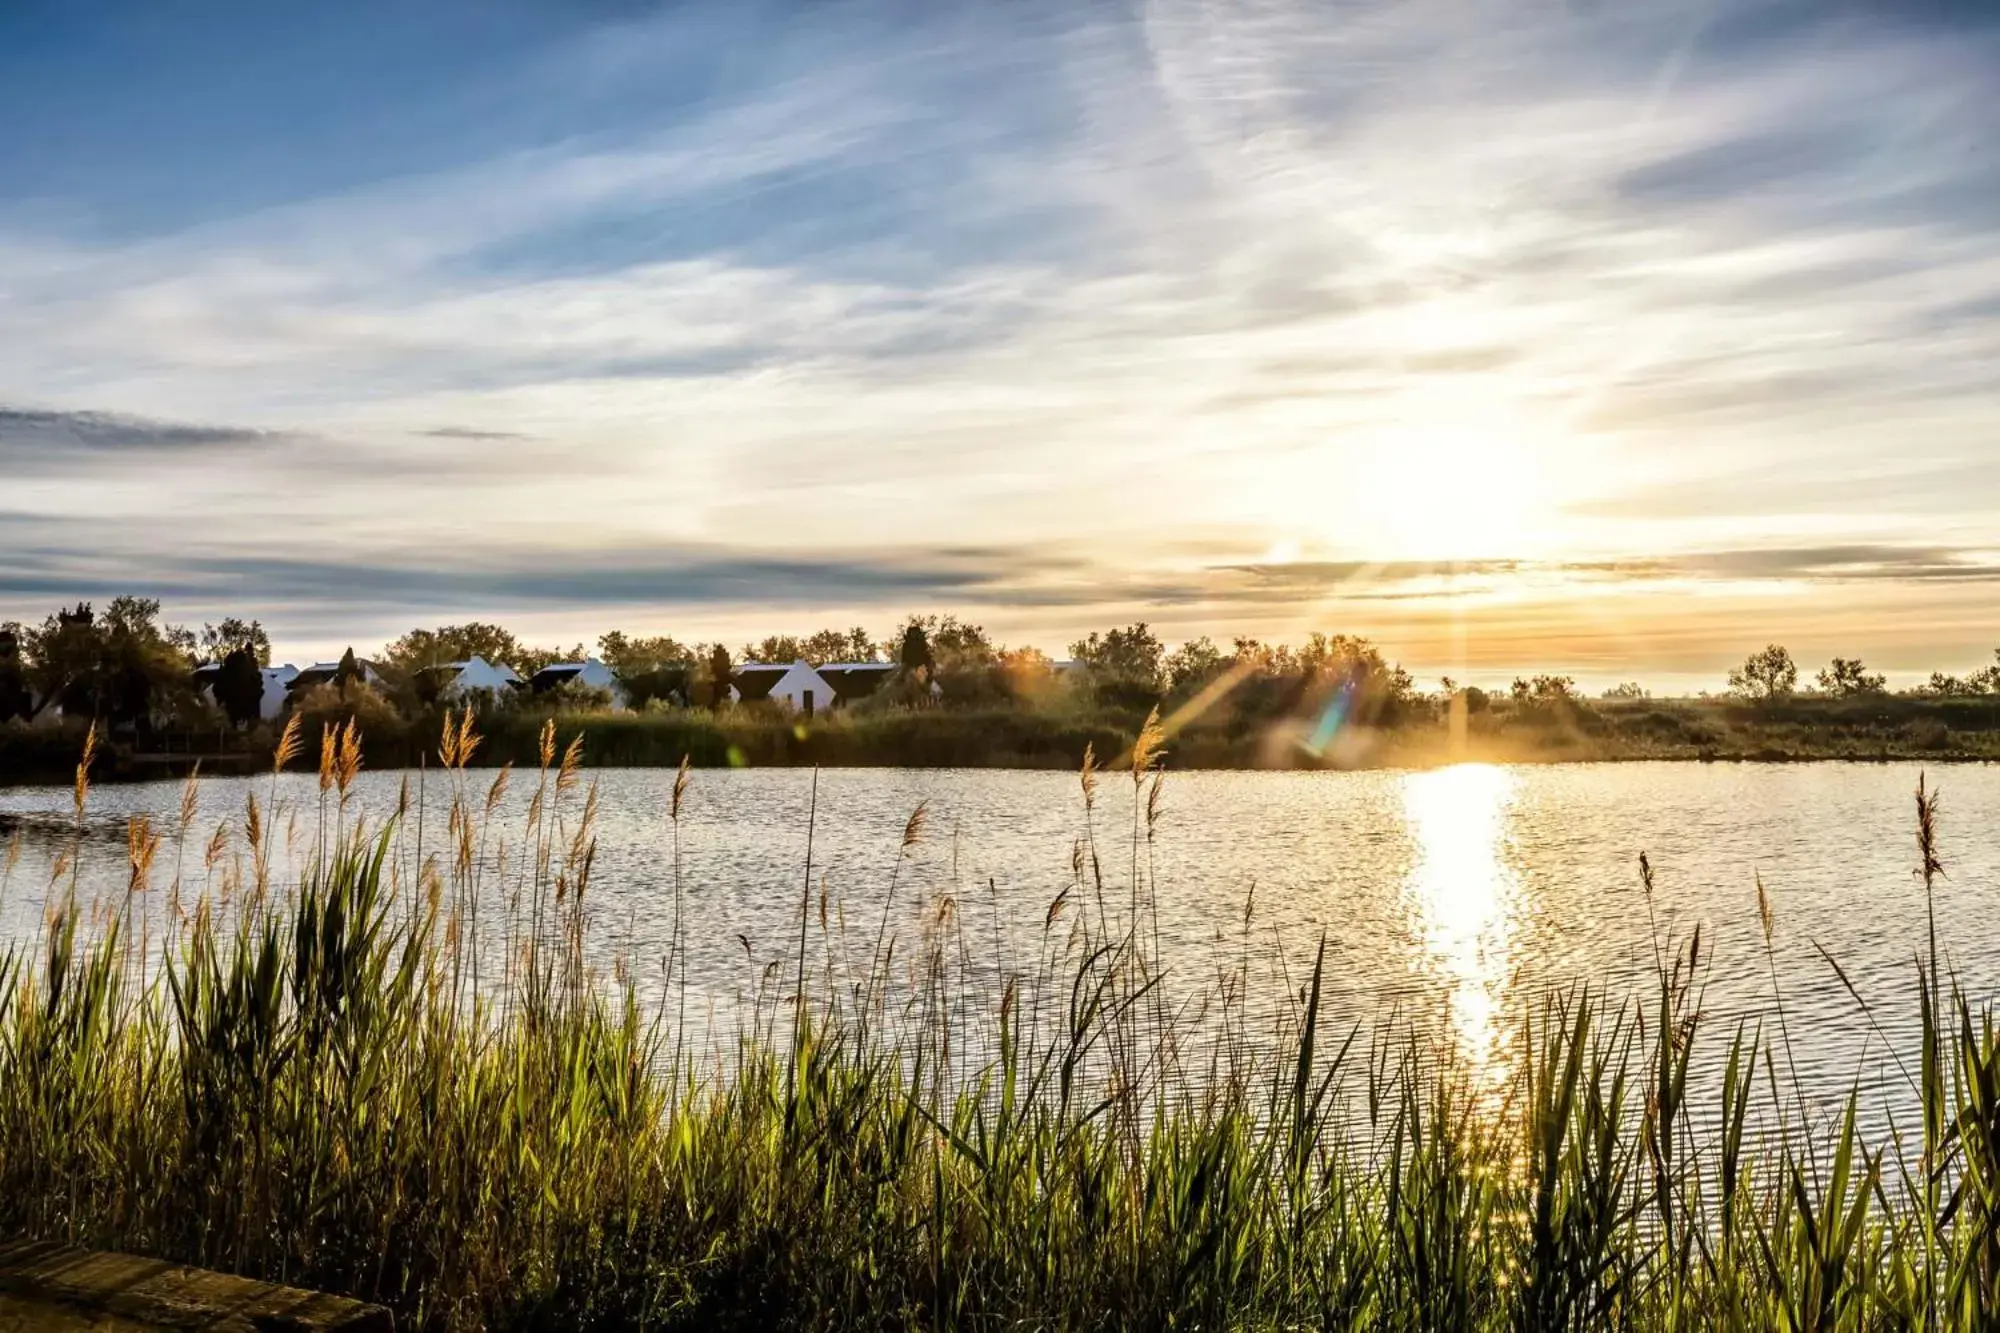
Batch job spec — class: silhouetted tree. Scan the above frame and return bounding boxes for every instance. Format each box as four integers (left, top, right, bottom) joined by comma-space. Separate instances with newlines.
899, 623, 934, 676
0, 625, 29, 721
201, 617, 271, 667
699, 644, 733, 707
335, 647, 362, 699
24, 598, 197, 727
1729, 645, 1798, 702
213, 646, 265, 727
1816, 657, 1886, 697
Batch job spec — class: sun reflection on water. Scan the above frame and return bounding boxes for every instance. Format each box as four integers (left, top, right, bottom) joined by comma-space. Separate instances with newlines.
1401, 764, 1521, 1086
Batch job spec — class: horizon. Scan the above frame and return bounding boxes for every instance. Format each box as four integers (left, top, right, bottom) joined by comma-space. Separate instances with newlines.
5, 0, 1999, 686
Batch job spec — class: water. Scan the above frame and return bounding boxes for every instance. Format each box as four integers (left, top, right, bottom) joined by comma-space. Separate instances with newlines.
3, 761, 1996, 1135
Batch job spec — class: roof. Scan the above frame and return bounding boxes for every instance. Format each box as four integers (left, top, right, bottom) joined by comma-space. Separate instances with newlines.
817, 662, 897, 701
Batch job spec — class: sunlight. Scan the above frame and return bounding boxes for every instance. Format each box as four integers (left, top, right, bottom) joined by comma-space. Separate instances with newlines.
1354, 391, 1552, 563
1401, 763, 1522, 1086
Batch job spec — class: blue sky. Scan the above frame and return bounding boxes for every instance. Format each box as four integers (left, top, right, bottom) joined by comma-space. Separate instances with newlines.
3, 0, 1998, 686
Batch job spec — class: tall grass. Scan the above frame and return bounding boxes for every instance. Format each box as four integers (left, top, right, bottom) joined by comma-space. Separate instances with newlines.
0, 719, 1997, 1330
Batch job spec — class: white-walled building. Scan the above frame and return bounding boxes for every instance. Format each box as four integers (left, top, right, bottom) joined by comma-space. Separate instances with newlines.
423, 655, 523, 703
732, 660, 834, 715
528, 657, 628, 708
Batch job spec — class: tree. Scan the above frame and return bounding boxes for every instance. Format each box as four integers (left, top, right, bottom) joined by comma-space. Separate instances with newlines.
515, 643, 586, 675
213, 646, 265, 727
698, 644, 734, 707
598, 632, 694, 675
1070, 623, 1165, 708
23, 598, 199, 728
1816, 657, 1885, 697
741, 629, 876, 666
201, 617, 271, 667
1601, 682, 1649, 701
898, 622, 933, 676
381, 623, 523, 673
1975, 650, 2000, 695
1512, 675, 1579, 703
597, 632, 696, 709
335, 647, 362, 699
1729, 645, 1798, 702
1166, 637, 1227, 694
0, 625, 29, 721
741, 635, 804, 665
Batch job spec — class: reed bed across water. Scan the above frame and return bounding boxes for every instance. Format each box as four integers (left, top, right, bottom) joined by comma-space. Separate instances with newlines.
0, 714, 1996, 1330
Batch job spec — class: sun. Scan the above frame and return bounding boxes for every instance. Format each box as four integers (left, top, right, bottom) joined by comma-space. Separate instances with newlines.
1354, 400, 1552, 563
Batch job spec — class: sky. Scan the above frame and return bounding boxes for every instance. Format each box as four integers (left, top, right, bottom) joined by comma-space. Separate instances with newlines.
2, 0, 1997, 690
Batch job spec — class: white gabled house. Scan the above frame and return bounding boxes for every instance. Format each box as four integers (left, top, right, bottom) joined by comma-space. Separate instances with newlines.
731, 660, 835, 716
421, 656, 523, 703
528, 657, 629, 708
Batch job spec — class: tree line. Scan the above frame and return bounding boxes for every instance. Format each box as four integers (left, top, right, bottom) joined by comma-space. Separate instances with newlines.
2, 598, 1996, 742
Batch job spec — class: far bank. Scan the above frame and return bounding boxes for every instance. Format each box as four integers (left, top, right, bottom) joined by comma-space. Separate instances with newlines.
5, 694, 2000, 787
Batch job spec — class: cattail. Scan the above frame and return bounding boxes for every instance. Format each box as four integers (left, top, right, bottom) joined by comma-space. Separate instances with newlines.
204, 821, 229, 871
244, 792, 264, 858
1755, 871, 1775, 946
539, 718, 557, 771
672, 755, 690, 821
318, 722, 337, 793
1079, 742, 1098, 811
439, 709, 461, 770
902, 801, 929, 850
1146, 769, 1165, 834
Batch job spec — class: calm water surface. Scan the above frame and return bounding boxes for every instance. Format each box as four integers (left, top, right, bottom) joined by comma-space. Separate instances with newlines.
3, 762, 1995, 1134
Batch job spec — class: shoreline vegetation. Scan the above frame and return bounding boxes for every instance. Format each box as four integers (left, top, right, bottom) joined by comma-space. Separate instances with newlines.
0, 721, 1996, 1330
4, 693, 2000, 787
3, 598, 1999, 784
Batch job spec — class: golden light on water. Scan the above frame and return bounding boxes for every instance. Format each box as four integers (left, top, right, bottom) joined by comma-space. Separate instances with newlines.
1401, 763, 1521, 1084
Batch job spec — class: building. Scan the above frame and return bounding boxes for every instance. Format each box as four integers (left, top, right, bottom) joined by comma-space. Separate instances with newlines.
191, 661, 300, 721
817, 661, 902, 706
731, 660, 834, 715
418, 655, 523, 703
527, 657, 629, 708
287, 658, 387, 699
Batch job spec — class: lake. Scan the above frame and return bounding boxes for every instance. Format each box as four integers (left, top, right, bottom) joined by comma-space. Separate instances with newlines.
3, 760, 1995, 1135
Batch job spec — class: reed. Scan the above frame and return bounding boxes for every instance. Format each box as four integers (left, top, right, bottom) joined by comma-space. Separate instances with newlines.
0, 728, 1995, 1330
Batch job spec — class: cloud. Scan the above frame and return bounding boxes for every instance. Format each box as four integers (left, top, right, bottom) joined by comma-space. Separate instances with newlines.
1, 0, 1999, 668
0, 405, 272, 469
416, 426, 532, 441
